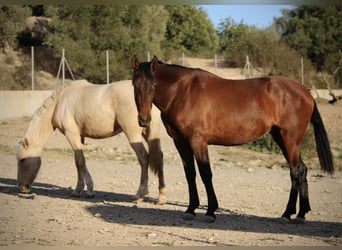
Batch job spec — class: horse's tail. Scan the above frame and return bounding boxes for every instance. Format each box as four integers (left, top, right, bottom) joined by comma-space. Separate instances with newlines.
146, 110, 166, 204
148, 137, 164, 175
310, 101, 334, 175
147, 107, 164, 176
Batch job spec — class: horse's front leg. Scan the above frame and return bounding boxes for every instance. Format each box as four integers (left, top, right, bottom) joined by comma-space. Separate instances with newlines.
174, 139, 199, 220
191, 137, 218, 223
130, 142, 149, 202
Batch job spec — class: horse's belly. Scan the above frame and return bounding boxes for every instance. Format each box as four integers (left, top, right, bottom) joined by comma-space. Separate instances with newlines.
207, 119, 271, 146
209, 132, 266, 146
81, 120, 118, 139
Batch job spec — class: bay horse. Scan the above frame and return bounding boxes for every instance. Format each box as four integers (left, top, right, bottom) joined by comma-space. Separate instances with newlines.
131, 55, 334, 223
17, 80, 166, 204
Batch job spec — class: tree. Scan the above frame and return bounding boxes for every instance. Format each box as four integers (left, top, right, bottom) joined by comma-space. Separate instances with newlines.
275, 5, 342, 76
217, 17, 250, 67
218, 17, 312, 82
0, 5, 31, 48
163, 5, 218, 57
44, 5, 168, 83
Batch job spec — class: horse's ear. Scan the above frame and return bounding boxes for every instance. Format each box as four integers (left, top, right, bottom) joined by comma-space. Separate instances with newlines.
151, 55, 158, 72
20, 138, 29, 149
131, 55, 139, 70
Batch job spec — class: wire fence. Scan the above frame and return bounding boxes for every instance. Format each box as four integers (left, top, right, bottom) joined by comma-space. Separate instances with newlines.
11, 46, 307, 90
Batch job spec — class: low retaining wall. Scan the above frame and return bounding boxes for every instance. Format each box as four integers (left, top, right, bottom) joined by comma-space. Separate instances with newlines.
0, 90, 53, 120
310, 89, 342, 101
0, 89, 341, 121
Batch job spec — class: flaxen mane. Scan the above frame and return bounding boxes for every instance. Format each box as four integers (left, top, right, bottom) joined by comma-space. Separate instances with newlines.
24, 84, 66, 139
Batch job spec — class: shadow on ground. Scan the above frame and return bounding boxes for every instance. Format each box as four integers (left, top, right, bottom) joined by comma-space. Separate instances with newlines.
1, 177, 341, 245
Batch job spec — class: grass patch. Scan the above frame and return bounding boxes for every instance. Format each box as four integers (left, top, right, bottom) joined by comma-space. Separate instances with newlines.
151, 241, 174, 246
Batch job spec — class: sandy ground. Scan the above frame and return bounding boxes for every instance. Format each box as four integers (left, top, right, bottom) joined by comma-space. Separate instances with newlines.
0, 100, 341, 246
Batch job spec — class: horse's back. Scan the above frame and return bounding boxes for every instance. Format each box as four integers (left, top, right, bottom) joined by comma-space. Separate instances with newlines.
200, 75, 314, 117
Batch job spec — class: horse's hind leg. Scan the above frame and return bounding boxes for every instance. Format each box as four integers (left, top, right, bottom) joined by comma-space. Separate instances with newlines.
282, 157, 311, 223
65, 132, 94, 198
296, 157, 311, 222
73, 149, 94, 198
270, 127, 311, 222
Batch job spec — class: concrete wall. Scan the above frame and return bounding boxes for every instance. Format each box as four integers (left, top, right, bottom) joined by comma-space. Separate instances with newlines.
0, 89, 341, 120
0, 90, 53, 120
310, 89, 342, 101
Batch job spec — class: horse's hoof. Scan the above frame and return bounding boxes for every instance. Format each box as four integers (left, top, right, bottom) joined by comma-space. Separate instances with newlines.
278, 216, 290, 224
132, 196, 143, 203
183, 213, 196, 221
70, 191, 81, 197
18, 193, 36, 199
292, 217, 305, 224
156, 197, 166, 205
85, 192, 95, 199
201, 215, 216, 223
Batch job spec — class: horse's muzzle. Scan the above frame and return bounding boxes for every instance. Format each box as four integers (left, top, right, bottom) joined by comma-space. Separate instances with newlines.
138, 115, 151, 127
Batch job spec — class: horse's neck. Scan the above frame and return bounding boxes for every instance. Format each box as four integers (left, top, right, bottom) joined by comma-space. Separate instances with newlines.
154, 66, 183, 112
23, 91, 58, 155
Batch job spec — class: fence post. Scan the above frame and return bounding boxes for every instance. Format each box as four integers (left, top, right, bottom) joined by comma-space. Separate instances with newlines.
31, 46, 34, 90
301, 57, 304, 85
243, 55, 252, 78
214, 54, 217, 74
147, 51, 150, 61
106, 50, 109, 84
55, 49, 74, 88
62, 49, 65, 86
182, 52, 185, 66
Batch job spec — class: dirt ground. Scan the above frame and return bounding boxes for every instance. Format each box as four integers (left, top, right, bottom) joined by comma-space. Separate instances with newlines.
0, 100, 341, 246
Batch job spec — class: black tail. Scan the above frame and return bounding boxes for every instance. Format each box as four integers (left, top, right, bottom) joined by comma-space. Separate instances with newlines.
148, 138, 163, 175
310, 101, 334, 175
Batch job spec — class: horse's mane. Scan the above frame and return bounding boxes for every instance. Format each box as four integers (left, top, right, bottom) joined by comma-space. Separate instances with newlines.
38, 85, 61, 116
159, 61, 187, 69
24, 83, 66, 139
159, 61, 208, 73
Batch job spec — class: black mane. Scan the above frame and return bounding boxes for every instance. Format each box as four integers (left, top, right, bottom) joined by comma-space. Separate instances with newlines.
158, 60, 207, 73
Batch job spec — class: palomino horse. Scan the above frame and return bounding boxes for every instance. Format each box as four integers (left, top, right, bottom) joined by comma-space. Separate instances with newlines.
131, 55, 334, 222
17, 80, 166, 204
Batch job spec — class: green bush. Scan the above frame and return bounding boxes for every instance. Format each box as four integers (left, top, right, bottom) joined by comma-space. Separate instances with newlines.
245, 125, 316, 159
